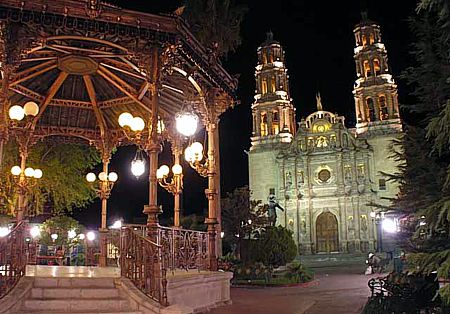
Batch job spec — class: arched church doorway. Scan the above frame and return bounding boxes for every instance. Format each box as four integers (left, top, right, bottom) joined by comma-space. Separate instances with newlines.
316, 212, 339, 253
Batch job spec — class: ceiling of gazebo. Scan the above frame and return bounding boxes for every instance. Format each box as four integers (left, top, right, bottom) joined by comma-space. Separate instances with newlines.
0, 0, 237, 147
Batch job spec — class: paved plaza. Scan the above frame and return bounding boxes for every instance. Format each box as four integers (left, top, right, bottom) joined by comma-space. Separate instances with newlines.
211, 266, 380, 314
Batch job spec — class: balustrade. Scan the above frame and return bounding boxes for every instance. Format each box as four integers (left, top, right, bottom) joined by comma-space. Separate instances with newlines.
0, 222, 27, 299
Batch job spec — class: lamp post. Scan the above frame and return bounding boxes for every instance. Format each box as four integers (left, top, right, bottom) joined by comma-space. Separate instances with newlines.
370, 211, 384, 253
156, 163, 183, 227
7, 101, 41, 221
10, 164, 43, 221
86, 169, 118, 267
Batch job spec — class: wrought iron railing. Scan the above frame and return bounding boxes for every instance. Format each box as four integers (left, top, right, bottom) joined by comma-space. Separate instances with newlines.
120, 227, 167, 305
0, 222, 27, 299
158, 226, 209, 272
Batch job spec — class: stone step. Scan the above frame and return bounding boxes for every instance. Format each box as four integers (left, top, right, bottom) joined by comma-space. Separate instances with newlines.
23, 299, 131, 312
31, 287, 120, 299
33, 277, 116, 288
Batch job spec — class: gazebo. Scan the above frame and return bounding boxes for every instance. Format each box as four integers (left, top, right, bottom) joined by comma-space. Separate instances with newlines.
0, 0, 236, 311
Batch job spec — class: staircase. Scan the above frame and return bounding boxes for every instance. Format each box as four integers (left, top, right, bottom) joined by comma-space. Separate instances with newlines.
14, 277, 141, 314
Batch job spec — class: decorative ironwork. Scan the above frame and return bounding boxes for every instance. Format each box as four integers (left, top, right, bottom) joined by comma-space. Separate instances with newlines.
0, 222, 27, 299
120, 227, 167, 305
158, 226, 209, 272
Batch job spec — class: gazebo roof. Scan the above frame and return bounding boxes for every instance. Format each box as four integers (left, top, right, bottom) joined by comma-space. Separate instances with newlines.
0, 0, 237, 147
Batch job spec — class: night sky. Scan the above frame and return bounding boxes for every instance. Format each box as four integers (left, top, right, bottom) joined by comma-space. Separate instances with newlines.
73, 0, 417, 228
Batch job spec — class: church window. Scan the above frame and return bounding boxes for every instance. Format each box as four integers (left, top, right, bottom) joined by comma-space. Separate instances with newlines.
330, 134, 337, 147
307, 137, 314, 149
362, 34, 367, 46
379, 179, 387, 190
269, 188, 275, 195
269, 51, 274, 63
316, 136, 328, 148
357, 164, 365, 180
270, 76, 276, 92
262, 78, 268, 94
262, 51, 267, 64
344, 165, 352, 181
364, 60, 371, 77
373, 59, 381, 76
369, 33, 375, 44
297, 170, 305, 184
366, 98, 376, 121
379, 95, 388, 120
260, 112, 268, 136
272, 110, 280, 134
318, 169, 331, 183
342, 134, 349, 147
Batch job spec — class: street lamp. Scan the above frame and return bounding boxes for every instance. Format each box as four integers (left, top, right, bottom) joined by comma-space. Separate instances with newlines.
11, 164, 43, 221
184, 142, 208, 177
156, 164, 183, 195
370, 211, 385, 253
8, 101, 40, 122
30, 226, 41, 239
131, 149, 146, 179
86, 171, 118, 200
175, 110, 199, 137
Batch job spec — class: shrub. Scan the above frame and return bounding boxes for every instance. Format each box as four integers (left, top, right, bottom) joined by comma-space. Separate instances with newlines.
254, 226, 297, 268
285, 261, 313, 283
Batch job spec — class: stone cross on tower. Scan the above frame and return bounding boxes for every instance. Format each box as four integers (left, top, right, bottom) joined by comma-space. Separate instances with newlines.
316, 93, 323, 111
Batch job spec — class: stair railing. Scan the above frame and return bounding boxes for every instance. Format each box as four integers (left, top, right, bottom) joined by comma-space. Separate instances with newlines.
120, 227, 167, 305
0, 221, 27, 299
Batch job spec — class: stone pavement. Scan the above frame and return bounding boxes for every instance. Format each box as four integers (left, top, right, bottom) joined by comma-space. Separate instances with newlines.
210, 266, 382, 314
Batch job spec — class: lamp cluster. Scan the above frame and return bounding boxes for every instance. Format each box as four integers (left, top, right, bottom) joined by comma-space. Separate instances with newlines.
86, 171, 118, 183
156, 164, 183, 195
184, 142, 208, 177
11, 165, 43, 179
8, 101, 40, 121
118, 112, 145, 132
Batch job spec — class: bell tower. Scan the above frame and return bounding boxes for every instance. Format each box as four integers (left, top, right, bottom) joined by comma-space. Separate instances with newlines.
251, 32, 296, 148
352, 12, 402, 135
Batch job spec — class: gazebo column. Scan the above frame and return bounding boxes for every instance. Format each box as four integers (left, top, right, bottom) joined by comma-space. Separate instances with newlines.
99, 154, 110, 267
173, 143, 182, 228
205, 121, 218, 271
16, 146, 28, 222
144, 80, 162, 243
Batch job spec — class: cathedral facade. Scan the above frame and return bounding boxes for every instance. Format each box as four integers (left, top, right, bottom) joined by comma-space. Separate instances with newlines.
248, 16, 403, 254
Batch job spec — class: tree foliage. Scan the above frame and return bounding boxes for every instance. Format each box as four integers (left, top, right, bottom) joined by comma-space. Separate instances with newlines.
0, 140, 100, 217
395, 0, 450, 306
254, 226, 297, 268
182, 0, 247, 58
40, 215, 85, 247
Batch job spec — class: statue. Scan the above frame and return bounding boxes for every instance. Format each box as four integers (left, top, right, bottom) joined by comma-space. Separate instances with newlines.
267, 194, 284, 226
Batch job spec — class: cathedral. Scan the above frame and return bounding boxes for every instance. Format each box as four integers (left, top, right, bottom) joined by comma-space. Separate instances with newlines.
248, 15, 403, 254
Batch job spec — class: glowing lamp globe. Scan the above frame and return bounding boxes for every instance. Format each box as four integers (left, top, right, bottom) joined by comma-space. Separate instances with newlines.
86, 172, 96, 182
118, 112, 133, 127
159, 165, 170, 177
51, 233, 58, 241
8, 105, 25, 121
130, 117, 145, 132
172, 164, 183, 175
33, 169, 43, 179
131, 159, 146, 178
184, 146, 194, 162
68, 229, 77, 239
79, 233, 86, 240
369, 211, 376, 219
108, 172, 118, 182
190, 142, 204, 161
0, 227, 10, 237
382, 218, 397, 233
11, 166, 22, 176
86, 231, 96, 241
24, 167, 35, 177
156, 168, 163, 179
175, 111, 199, 137
30, 226, 40, 238
98, 172, 108, 182
111, 220, 122, 229
23, 101, 39, 116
